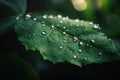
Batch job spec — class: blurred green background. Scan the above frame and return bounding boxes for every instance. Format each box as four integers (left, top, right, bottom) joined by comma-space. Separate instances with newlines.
0, 0, 120, 80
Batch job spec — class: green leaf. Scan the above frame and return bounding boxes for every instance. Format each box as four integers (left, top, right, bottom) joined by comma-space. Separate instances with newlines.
14, 14, 120, 67
0, 0, 26, 34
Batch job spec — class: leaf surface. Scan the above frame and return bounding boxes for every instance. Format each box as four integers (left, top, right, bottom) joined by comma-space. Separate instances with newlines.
14, 14, 120, 67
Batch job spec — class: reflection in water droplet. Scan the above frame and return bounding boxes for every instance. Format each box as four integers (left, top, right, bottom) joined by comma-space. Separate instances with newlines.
41, 32, 46, 35
73, 55, 77, 59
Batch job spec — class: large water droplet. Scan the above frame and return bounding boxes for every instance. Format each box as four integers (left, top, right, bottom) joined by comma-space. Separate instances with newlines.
25, 14, 31, 19
73, 55, 77, 59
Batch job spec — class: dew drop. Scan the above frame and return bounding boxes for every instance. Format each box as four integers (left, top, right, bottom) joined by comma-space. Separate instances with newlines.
33, 18, 37, 21
43, 15, 47, 19
78, 49, 82, 53
60, 46, 63, 49
25, 14, 31, 19
32, 33, 35, 36
91, 39, 95, 43
89, 22, 93, 25
63, 40, 67, 43
74, 37, 78, 41
41, 32, 46, 35
65, 17, 69, 20
73, 55, 77, 59
63, 17, 66, 20
51, 25, 55, 29
84, 57, 88, 60
60, 20, 63, 23
16, 16, 19, 20
93, 24, 99, 29
58, 15, 62, 18
75, 19, 79, 22
63, 32, 66, 35
98, 52, 102, 55
63, 27, 66, 29
42, 24, 45, 27
48, 15, 53, 19
79, 42, 83, 45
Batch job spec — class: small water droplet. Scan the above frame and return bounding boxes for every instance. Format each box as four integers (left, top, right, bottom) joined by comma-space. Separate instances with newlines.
63, 17, 66, 20
91, 39, 95, 43
74, 37, 78, 41
98, 52, 102, 55
63, 32, 66, 35
41, 32, 46, 35
51, 25, 55, 29
73, 55, 77, 59
48, 15, 54, 19
78, 49, 82, 52
33, 33, 35, 36
75, 19, 79, 22
58, 15, 62, 18
79, 42, 83, 45
60, 46, 63, 49
89, 22, 93, 25
57, 24, 60, 26
63, 40, 67, 43
93, 24, 99, 29
77, 24, 79, 26
25, 14, 31, 19
84, 57, 88, 60
16, 16, 19, 20
42, 24, 45, 27
33, 18, 37, 21
63, 27, 66, 29
43, 15, 47, 19
60, 20, 63, 23
65, 17, 68, 19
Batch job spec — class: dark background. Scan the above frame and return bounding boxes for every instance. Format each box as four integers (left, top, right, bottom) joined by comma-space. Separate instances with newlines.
0, 0, 120, 80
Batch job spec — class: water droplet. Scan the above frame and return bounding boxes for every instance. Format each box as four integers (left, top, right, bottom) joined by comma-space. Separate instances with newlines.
41, 32, 46, 35
77, 24, 79, 26
58, 15, 62, 18
33, 18, 37, 21
43, 15, 47, 19
60, 20, 63, 23
91, 39, 95, 43
63, 27, 66, 29
33, 33, 35, 36
74, 37, 78, 41
78, 49, 82, 52
89, 22, 93, 25
51, 25, 55, 29
63, 40, 67, 43
84, 57, 88, 60
73, 55, 77, 59
25, 14, 31, 19
75, 19, 79, 22
63, 32, 66, 35
57, 24, 60, 26
42, 21, 45, 23
48, 15, 54, 19
93, 24, 99, 29
60, 46, 63, 49
98, 52, 102, 55
16, 16, 19, 20
79, 42, 83, 45
65, 17, 69, 19
42, 24, 45, 27
63, 17, 66, 20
